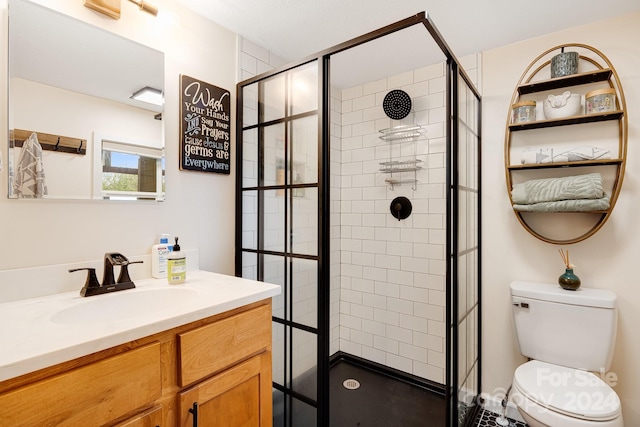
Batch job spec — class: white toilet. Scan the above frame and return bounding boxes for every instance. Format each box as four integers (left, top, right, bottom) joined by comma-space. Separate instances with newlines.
510, 281, 623, 427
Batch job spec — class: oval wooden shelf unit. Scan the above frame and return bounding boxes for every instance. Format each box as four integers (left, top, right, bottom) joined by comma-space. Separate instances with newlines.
504, 44, 628, 244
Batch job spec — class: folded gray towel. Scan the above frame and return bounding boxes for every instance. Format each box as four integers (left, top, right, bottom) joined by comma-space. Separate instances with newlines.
512, 173, 603, 205
513, 194, 610, 212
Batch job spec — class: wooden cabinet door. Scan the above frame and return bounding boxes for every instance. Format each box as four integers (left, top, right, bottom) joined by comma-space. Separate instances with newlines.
179, 352, 272, 427
111, 405, 163, 427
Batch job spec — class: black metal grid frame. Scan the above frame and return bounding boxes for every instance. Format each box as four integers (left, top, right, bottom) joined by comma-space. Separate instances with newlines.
447, 62, 483, 427
235, 12, 482, 427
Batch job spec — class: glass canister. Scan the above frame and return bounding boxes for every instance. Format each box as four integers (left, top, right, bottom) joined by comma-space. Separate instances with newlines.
550, 50, 579, 78
512, 101, 536, 123
585, 88, 616, 114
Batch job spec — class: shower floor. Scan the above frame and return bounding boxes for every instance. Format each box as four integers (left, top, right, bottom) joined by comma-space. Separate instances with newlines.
330, 357, 445, 426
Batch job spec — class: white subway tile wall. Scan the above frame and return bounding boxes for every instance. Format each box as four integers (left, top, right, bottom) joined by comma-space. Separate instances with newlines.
331, 55, 480, 384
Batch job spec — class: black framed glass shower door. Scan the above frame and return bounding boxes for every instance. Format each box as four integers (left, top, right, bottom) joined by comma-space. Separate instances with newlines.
448, 63, 482, 427
236, 60, 324, 426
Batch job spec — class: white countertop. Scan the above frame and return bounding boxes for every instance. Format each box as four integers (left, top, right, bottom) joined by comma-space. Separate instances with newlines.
0, 270, 280, 382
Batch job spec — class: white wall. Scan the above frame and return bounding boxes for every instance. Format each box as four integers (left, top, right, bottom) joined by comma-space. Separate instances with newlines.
482, 11, 640, 425
0, 1, 237, 278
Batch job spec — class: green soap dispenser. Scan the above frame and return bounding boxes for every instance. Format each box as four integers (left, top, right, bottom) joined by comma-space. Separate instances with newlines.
167, 237, 186, 284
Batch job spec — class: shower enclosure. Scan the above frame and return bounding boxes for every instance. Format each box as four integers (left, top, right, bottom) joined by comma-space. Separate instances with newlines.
236, 13, 481, 426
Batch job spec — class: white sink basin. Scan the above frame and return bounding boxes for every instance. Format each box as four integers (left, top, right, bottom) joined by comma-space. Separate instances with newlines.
51, 286, 199, 324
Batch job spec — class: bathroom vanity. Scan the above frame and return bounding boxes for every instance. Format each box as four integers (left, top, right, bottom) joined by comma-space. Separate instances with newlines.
0, 271, 280, 426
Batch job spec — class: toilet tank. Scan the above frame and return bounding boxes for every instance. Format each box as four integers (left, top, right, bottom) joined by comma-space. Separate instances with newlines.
511, 281, 617, 371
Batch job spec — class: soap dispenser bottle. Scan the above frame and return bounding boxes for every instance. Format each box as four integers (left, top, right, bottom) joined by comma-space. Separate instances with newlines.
151, 234, 171, 279
167, 237, 186, 284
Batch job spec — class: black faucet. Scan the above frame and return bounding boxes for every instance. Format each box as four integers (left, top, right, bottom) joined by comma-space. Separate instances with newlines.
69, 253, 143, 297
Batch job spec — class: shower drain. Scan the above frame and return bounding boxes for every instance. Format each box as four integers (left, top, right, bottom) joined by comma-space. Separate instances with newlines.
342, 378, 361, 390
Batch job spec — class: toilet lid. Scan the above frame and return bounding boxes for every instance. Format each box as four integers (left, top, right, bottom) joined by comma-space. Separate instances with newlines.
514, 360, 621, 421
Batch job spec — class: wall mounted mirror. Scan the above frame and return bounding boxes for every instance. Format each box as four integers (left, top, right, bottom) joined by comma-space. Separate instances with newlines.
7, 0, 165, 201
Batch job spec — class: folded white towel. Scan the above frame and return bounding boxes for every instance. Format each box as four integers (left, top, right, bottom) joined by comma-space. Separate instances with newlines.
521, 146, 611, 165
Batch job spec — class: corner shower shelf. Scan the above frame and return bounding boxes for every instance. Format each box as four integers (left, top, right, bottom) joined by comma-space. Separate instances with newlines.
379, 125, 425, 190
378, 125, 423, 142
379, 159, 423, 173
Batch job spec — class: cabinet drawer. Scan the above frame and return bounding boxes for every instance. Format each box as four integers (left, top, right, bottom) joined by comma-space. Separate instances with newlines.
178, 304, 271, 386
0, 342, 162, 427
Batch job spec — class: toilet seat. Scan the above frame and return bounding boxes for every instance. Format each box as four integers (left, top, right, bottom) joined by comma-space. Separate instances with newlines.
513, 360, 621, 422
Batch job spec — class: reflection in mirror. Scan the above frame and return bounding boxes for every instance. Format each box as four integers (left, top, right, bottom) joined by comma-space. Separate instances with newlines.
92, 134, 165, 201
7, 0, 164, 200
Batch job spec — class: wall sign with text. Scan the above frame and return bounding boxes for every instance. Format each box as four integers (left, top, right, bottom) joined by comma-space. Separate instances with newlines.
179, 74, 231, 174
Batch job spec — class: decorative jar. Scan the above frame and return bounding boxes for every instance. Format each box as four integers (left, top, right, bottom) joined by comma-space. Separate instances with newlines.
558, 268, 581, 291
512, 101, 536, 123
551, 51, 579, 78
585, 88, 616, 114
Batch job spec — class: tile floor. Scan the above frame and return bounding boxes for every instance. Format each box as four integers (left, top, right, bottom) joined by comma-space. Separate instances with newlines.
473, 408, 529, 427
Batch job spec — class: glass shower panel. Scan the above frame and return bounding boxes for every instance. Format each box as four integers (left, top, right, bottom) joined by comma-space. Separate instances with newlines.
263, 74, 286, 122
273, 388, 285, 427
291, 328, 318, 400
290, 116, 318, 185
273, 322, 286, 386
291, 187, 318, 256
453, 71, 481, 427
292, 397, 317, 427
242, 128, 258, 188
239, 58, 320, 426
467, 307, 477, 375
291, 258, 318, 328
241, 251, 257, 280
264, 254, 286, 318
264, 189, 285, 253
468, 250, 478, 310
242, 190, 258, 250
289, 62, 318, 115
458, 252, 467, 316
458, 316, 467, 388
263, 124, 286, 187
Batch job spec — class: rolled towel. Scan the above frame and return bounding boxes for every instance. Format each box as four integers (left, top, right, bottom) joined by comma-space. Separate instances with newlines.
511, 173, 603, 205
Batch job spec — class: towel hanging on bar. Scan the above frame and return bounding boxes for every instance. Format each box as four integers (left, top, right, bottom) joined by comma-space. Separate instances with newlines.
12, 132, 48, 198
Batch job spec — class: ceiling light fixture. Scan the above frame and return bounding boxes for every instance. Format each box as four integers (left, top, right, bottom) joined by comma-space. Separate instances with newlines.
131, 87, 164, 106
127, 0, 158, 16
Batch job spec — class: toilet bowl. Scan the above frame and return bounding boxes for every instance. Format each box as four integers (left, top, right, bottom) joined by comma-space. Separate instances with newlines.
511, 361, 623, 427
510, 281, 624, 427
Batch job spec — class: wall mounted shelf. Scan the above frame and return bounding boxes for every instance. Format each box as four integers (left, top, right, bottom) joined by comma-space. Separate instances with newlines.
516, 68, 612, 95
10, 129, 86, 155
504, 43, 627, 244
508, 110, 623, 131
